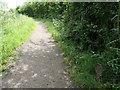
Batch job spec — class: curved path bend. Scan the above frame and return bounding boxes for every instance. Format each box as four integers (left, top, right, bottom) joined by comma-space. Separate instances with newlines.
2, 21, 74, 88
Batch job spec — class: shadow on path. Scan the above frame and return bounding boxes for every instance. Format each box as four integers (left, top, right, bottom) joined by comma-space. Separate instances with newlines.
2, 21, 74, 88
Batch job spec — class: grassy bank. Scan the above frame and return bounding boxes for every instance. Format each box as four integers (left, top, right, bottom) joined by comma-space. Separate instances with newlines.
19, 2, 119, 88
39, 19, 99, 87
40, 19, 120, 88
0, 12, 35, 73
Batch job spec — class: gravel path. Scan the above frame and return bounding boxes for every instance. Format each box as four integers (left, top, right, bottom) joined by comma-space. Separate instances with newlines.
2, 21, 74, 88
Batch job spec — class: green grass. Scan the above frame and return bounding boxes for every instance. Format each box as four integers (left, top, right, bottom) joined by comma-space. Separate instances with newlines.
40, 19, 120, 88
39, 19, 102, 88
39, 19, 60, 41
0, 14, 35, 72
41, 18, 120, 88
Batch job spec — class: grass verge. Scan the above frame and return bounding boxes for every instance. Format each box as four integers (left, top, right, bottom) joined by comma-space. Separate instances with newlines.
39, 19, 102, 88
0, 14, 35, 73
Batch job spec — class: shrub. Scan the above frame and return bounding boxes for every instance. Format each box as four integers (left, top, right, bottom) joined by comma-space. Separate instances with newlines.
19, 2, 120, 88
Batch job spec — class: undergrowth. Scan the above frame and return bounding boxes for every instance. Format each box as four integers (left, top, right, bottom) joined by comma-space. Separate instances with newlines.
39, 19, 100, 88
17, 2, 120, 88
0, 11, 35, 73
40, 19, 120, 89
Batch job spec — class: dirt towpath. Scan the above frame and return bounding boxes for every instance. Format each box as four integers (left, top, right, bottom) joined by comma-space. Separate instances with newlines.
2, 21, 74, 88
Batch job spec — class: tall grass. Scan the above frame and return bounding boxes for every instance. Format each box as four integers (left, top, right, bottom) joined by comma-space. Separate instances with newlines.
0, 11, 35, 72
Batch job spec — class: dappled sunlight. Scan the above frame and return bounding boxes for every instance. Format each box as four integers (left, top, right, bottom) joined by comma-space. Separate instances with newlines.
43, 56, 46, 58
1, 1, 118, 88
55, 54, 59, 57
2, 21, 74, 88
46, 51, 50, 53
19, 71, 23, 74
22, 48, 28, 53
22, 64, 29, 71
7, 79, 13, 84
32, 73, 38, 78
14, 82, 21, 88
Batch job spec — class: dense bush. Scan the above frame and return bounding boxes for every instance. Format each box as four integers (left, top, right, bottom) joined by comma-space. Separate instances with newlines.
61, 3, 120, 88
19, 2, 119, 88
18, 2, 66, 19
63, 3, 119, 50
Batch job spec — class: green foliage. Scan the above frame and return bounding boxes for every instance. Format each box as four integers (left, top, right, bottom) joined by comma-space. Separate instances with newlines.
0, 10, 35, 72
62, 3, 119, 51
18, 2, 66, 19
19, 2, 120, 88
40, 20, 101, 88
